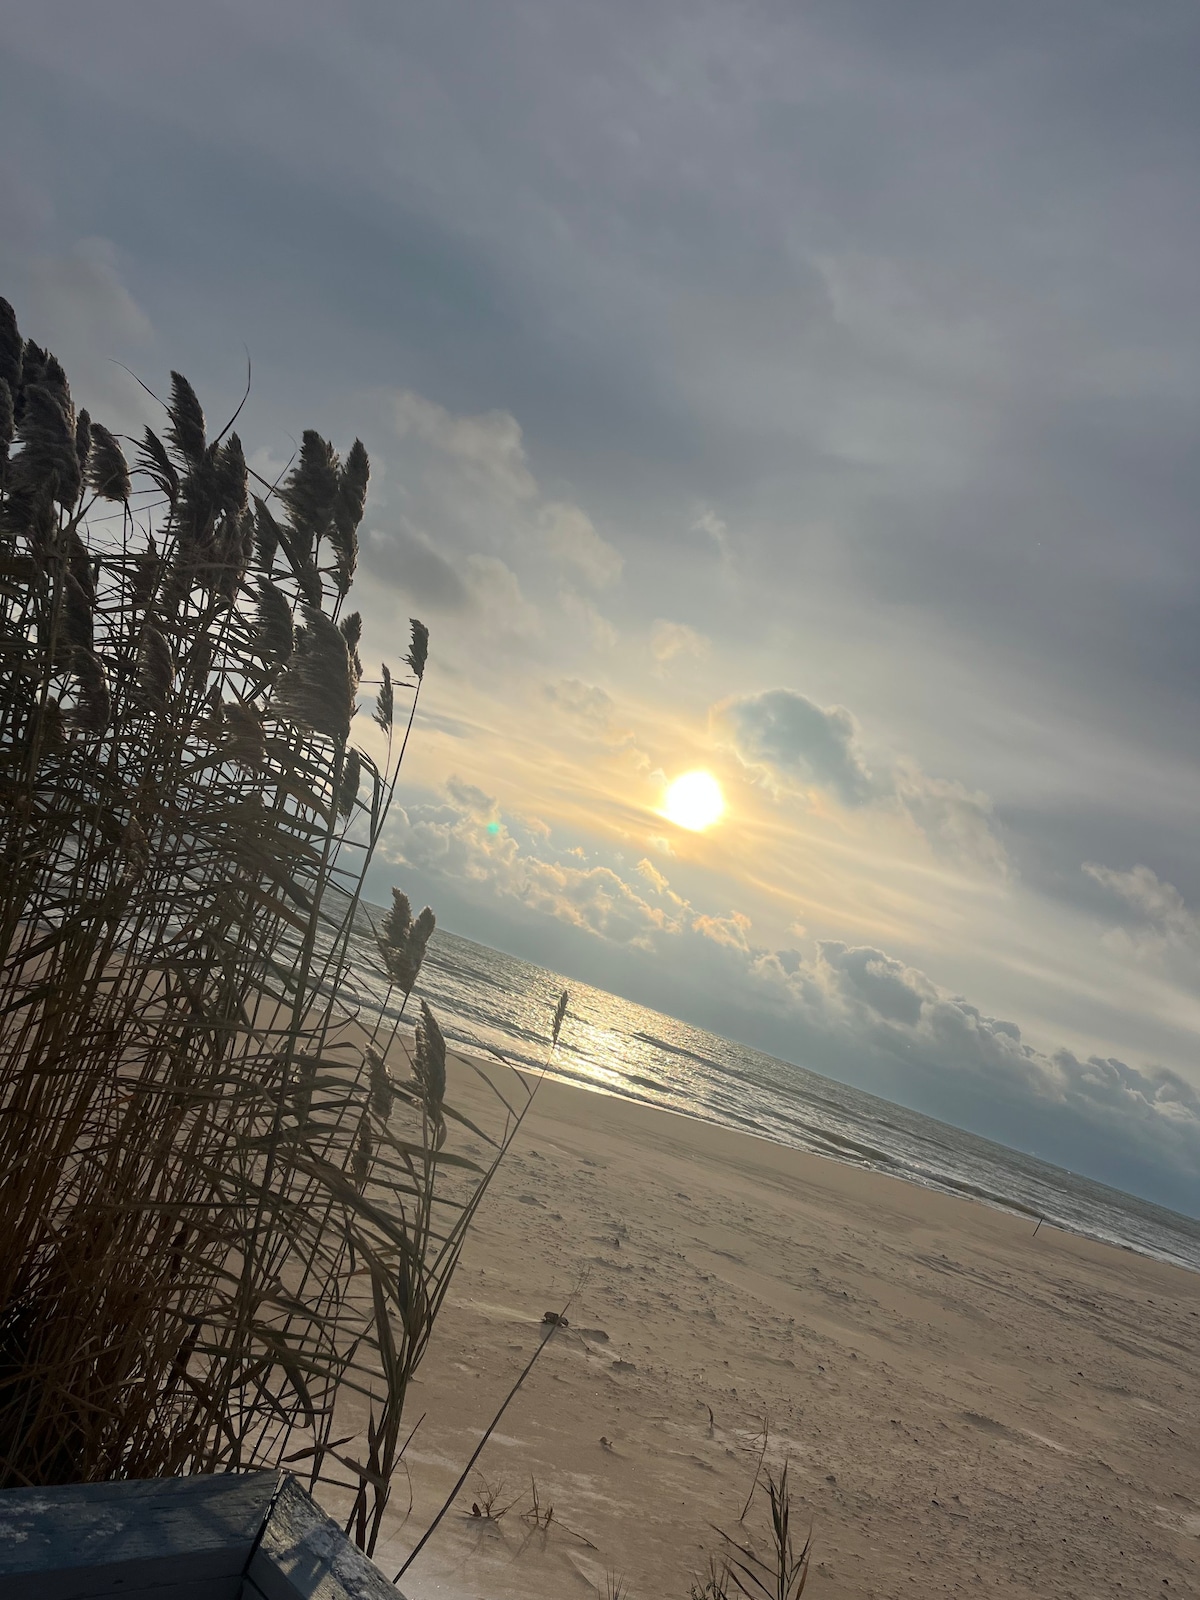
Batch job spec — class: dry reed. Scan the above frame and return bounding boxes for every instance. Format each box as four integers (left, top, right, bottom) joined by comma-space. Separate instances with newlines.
0, 295, 560, 1562
698, 1462, 811, 1600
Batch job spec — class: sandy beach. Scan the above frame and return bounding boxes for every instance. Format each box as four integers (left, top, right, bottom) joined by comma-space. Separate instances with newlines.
368, 1053, 1200, 1600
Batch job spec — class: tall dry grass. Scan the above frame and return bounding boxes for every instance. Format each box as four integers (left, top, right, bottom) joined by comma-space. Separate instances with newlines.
0, 296, 557, 1558
695, 1462, 812, 1600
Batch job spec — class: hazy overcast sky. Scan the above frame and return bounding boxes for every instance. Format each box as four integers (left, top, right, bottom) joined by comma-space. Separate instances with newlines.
5, 0, 1200, 1213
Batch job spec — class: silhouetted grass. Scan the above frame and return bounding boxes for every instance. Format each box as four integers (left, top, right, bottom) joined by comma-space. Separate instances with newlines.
0, 295, 563, 1559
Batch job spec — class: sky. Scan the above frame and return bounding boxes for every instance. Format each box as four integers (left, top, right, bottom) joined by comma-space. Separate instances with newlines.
4, 0, 1200, 1214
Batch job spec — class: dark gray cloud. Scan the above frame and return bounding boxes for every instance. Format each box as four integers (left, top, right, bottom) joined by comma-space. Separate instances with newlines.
798, 952, 1186, 1208
363, 524, 470, 610
719, 689, 876, 805
817, 941, 930, 1027
749, 939, 1200, 1213
718, 687, 1004, 869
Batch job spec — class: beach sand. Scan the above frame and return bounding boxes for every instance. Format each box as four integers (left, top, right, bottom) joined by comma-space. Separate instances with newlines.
374, 1052, 1200, 1600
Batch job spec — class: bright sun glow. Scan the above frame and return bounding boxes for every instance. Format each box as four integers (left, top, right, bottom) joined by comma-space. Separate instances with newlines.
662, 770, 725, 831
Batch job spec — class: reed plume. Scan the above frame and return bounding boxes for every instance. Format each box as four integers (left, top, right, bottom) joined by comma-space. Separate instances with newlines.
271, 606, 358, 745
0, 299, 21, 391
165, 370, 206, 467
86, 423, 130, 504
413, 1000, 447, 1127
138, 426, 180, 506
254, 497, 280, 572
377, 889, 436, 997
331, 438, 368, 595
336, 748, 362, 820
60, 572, 94, 653
74, 410, 92, 475
137, 625, 174, 708
367, 1048, 393, 1122
281, 429, 338, 562
407, 618, 429, 681
10, 383, 80, 507
255, 579, 294, 664
222, 701, 266, 767
70, 647, 109, 733
373, 663, 393, 733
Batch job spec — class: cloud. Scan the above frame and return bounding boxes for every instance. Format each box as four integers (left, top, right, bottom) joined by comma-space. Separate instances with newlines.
717, 687, 1004, 870
637, 857, 670, 894
557, 585, 618, 650
387, 785, 685, 946
28, 236, 154, 349
540, 501, 622, 587
360, 526, 540, 647
388, 391, 618, 598
636, 856, 690, 911
651, 619, 710, 663
392, 390, 536, 503
816, 940, 934, 1026
545, 678, 617, 737
383, 780, 1200, 1205
364, 523, 470, 610
543, 677, 652, 771
892, 763, 1007, 877
1083, 862, 1199, 944
9, 235, 157, 429
718, 689, 877, 806
692, 507, 732, 564
464, 555, 541, 638
445, 775, 496, 818
692, 910, 753, 951
752, 938, 1200, 1201
1082, 861, 1200, 980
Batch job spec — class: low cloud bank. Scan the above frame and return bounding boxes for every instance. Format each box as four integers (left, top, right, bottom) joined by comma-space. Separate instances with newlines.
747, 939, 1200, 1211
385, 782, 1200, 1215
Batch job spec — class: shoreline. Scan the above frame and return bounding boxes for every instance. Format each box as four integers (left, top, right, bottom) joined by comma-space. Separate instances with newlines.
404, 1017, 1200, 1275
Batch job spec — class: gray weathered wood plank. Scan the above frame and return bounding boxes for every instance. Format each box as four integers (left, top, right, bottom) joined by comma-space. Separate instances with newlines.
0, 1471, 279, 1599
0, 1469, 407, 1600
248, 1476, 401, 1600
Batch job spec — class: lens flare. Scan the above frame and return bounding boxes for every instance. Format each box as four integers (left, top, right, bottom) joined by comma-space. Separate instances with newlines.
662, 770, 725, 831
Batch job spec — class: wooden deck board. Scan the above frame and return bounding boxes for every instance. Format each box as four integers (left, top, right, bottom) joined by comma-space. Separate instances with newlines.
0, 1472, 403, 1600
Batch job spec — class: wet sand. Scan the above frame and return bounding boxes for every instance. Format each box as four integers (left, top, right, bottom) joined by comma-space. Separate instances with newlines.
376, 1053, 1200, 1600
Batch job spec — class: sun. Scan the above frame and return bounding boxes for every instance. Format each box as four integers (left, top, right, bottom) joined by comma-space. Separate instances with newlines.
662, 770, 725, 832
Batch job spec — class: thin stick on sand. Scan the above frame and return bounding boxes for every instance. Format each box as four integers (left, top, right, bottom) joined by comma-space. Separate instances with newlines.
739, 1416, 770, 1523
393, 1295, 575, 1583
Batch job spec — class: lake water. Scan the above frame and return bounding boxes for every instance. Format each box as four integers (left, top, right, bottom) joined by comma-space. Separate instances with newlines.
346, 918, 1200, 1276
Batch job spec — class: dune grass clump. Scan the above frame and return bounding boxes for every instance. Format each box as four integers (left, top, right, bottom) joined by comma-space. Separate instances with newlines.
695, 1461, 812, 1600
0, 295, 552, 1558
